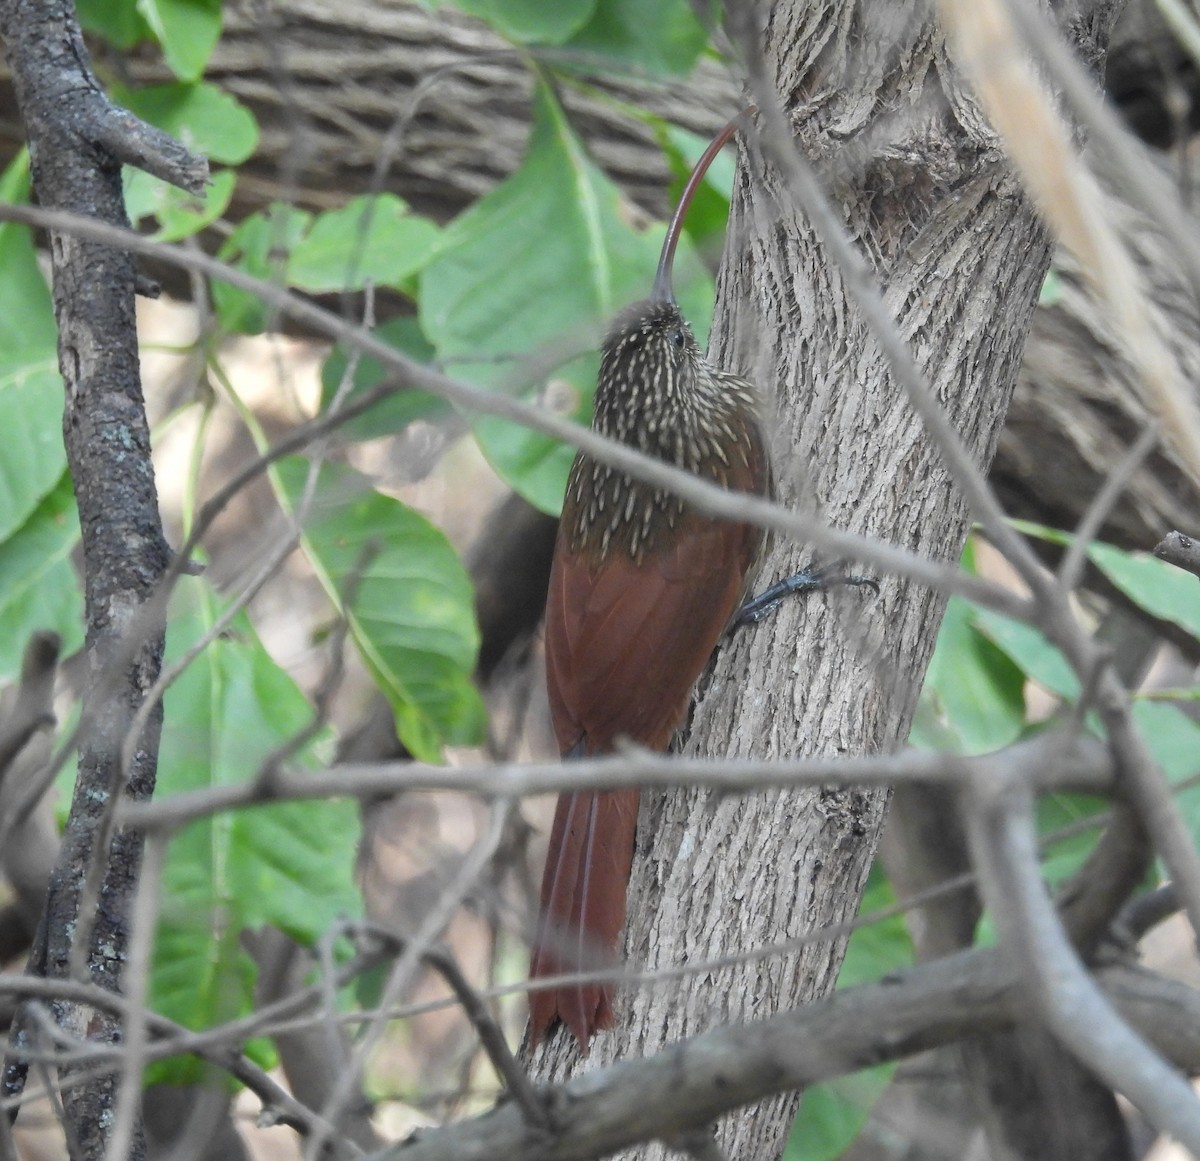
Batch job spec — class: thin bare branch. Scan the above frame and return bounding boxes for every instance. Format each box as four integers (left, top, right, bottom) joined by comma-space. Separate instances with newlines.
121, 732, 1113, 833
356, 925, 547, 1129
1118, 883, 1181, 943
1154, 529, 1200, 578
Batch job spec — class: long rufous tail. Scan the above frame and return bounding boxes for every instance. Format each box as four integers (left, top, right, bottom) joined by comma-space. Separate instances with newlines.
528, 787, 640, 1050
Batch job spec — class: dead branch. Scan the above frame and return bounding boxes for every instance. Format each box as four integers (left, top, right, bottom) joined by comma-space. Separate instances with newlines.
120, 732, 1113, 833
365, 949, 1200, 1161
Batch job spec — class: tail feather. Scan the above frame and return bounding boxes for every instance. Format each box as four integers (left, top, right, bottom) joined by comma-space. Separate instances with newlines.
529, 787, 640, 1050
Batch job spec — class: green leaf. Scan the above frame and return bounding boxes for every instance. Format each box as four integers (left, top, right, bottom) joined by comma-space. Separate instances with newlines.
0, 475, 83, 681
835, 865, 914, 989
320, 317, 449, 442
562, 0, 712, 75
470, 354, 597, 514
1132, 700, 1200, 846
287, 195, 442, 293
971, 610, 1079, 700
118, 82, 258, 164
784, 1064, 895, 1161
420, 83, 713, 512
279, 459, 485, 760
1134, 699, 1200, 780
0, 158, 63, 546
125, 168, 236, 242
152, 579, 361, 1080
1009, 518, 1200, 641
1012, 520, 1200, 644
136, 0, 223, 81
1034, 703, 1200, 887
1088, 540, 1200, 642
77, 0, 153, 47
214, 199, 440, 333
1039, 267, 1063, 306
447, 0, 596, 42
0, 156, 58, 356
213, 207, 310, 333
0, 358, 69, 542
1036, 791, 1108, 887
917, 597, 1027, 754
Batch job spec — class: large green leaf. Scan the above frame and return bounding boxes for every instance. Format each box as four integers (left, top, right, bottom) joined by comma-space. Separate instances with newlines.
279, 459, 485, 761
0, 475, 83, 681
784, 1065, 894, 1161
214, 198, 440, 333
915, 596, 1027, 754
0, 162, 64, 539
469, 352, 599, 515
77, 0, 153, 48
561, 0, 712, 76
1133, 700, 1200, 844
125, 168, 236, 243
136, 0, 222, 81
152, 578, 361, 1079
0, 157, 70, 545
971, 610, 1079, 701
0, 156, 57, 355
287, 196, 442, 293
1089, 540, 1200, 642
834, 866, 914, 989
1033, 701, 1200, 891
445, 0, 596, 43
1010, 518, 1200, 643
420, 83, 713, 513
212, 207, 309, 333
320, 316, 449, 442
0, 357, 68, 542
1036, 789, 1109, 888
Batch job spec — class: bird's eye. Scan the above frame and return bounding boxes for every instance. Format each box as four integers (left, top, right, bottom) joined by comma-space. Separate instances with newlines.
671, 329, 685, 348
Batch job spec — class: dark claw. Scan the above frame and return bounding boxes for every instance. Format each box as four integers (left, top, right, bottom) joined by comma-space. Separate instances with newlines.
734, 563, 878, 629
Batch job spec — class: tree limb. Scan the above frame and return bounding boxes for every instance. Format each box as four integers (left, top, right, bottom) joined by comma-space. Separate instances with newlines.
366, 949, 1200, 1161
0, 1, 205, 1154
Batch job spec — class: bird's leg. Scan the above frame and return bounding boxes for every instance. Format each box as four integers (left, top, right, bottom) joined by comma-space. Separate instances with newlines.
734, 563, 878, 628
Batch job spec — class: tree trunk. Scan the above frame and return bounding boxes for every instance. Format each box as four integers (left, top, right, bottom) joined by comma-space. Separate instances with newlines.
530, 2, 1121, 1158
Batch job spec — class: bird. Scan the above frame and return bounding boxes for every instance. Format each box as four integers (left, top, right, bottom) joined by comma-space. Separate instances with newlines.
527, 115, 875, 1051
527, 116, 772, 1050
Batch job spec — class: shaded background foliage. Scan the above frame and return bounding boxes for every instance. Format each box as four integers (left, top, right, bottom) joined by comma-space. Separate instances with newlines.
0, 0, 1199, 1158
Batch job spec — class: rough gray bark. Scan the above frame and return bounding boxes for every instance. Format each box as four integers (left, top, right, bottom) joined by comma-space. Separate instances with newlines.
530, 3, 1122, 1158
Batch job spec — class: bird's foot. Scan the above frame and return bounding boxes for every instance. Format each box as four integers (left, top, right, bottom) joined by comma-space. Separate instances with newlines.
734, 562, 878, 628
